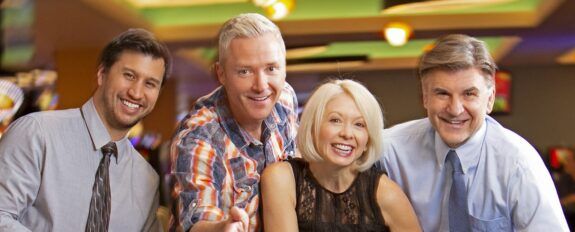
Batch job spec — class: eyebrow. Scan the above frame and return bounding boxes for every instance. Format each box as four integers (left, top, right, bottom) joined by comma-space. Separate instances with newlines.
464, 87, 479, 92
431, 87, 448, 93
123, 67, 162, 85
234, 62, 280, 68
122, 67, 135, 73
233, 65, 251, 69
327, 111, 364, 120
147, 77, 162, 86
430, 87, 480, 95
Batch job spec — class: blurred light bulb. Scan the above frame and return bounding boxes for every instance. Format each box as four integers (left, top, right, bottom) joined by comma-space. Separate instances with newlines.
384, 22, 412, 47
253, 0, 277, 7
264, 0, 294, 20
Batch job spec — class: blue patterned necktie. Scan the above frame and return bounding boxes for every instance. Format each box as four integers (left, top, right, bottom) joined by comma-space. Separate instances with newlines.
447, 150, 471, 231
86, 142, 117, 232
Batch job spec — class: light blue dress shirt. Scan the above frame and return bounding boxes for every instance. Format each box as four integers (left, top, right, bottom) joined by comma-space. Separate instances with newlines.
379, 116, 568, 231
0, 99, 161, 231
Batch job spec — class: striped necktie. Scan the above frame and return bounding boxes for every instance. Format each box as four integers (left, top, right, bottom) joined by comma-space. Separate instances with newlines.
85, 142, 117, 232
447, 150, 471, 231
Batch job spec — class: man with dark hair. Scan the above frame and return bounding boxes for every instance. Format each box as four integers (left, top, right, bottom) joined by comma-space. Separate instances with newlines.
0, 28, 171, 231
379, 34, 568, 231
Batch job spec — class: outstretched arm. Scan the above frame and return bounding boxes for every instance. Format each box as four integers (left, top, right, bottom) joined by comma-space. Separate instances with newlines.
261, 162, 298, 232
377, 175, 422, 232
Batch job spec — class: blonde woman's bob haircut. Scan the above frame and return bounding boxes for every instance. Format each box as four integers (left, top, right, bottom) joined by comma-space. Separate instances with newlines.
297, 79, 384, 172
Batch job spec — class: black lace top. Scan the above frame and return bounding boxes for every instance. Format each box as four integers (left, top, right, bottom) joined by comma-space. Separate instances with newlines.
287, 158, 390, 232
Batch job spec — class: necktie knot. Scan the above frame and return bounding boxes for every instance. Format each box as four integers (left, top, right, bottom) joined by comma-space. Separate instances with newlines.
101, 142, 117, 158
446, 150, 463, 174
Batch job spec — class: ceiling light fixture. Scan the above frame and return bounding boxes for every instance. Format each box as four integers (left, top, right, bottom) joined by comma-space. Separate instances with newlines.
253, 0, 294, 20
253, 0, 276, 7
383, 22, 412, 47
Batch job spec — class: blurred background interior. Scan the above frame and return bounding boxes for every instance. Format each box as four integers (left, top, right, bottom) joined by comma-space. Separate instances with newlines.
2, 0, 575, 229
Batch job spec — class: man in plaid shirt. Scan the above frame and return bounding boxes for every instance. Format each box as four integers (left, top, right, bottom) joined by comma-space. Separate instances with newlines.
169, 13, 298, 232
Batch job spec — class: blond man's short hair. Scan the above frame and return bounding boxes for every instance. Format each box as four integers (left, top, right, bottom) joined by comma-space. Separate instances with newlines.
217, 13, 285, 64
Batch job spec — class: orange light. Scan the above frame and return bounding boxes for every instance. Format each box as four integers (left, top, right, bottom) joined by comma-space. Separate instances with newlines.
383, 22, 412, 47
0, 94, 14, 110
253, 0, 276, 7
259, 0, 294, 20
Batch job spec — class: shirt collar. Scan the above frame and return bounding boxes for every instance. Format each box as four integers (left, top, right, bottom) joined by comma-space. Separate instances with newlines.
434, 118, 487, 174
81, 98, 126, 163
215, 89, 279, 150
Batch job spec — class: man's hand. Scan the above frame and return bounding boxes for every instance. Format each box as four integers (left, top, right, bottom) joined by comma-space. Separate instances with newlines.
223, 206, 249, 232
190, 206, 250, 232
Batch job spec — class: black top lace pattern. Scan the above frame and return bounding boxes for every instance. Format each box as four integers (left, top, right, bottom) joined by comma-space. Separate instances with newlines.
287, 158, 390, 232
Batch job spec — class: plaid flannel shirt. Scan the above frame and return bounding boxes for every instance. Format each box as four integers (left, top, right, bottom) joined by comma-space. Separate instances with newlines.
170, 83, 298, 231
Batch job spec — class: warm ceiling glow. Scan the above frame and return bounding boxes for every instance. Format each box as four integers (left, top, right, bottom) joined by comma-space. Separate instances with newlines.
286, 46, 327, 59
253, 0, 276, 7
287, 61, 365, 72
557, 47, 575, 64
125, 0, 246, 8
259, 0, 294, 20
381, 0, 515, 14
384, 22, 412, 47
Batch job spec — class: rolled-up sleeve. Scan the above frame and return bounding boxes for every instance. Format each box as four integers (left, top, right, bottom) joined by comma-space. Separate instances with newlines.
171, 137, 225, 231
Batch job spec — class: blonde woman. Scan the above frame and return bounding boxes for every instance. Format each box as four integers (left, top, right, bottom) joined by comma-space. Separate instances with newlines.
261, 79, 421, 232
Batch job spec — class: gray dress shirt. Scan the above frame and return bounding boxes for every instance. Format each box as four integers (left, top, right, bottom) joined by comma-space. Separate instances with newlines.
0, 99, 161, 231
379, 116, 568, 232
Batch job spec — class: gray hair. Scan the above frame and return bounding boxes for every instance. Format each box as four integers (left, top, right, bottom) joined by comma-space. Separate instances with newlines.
418, 34, 497, 87
217, 13, 285, 64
